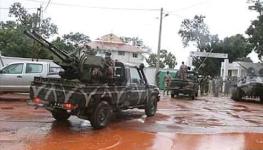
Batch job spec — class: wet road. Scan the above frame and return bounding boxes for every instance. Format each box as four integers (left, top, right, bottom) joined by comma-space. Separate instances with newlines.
1, 96, 263, 150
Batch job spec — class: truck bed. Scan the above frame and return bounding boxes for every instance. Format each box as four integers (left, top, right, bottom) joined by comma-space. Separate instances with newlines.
169, 77, 198, 99
170, 78, 195, 90
30, 77, 124, 107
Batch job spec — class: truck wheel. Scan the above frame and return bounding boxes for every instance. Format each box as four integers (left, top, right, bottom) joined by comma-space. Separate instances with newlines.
191, 94, 195, 100
260, 96, 263, 103
52, 109, 70, 121
145, 95, 157, 117
90, 101, 113, 129
231, 87, 242, 101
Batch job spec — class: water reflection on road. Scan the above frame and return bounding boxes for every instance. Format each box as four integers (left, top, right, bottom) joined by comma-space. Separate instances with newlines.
1, 96, 263, 150
27, 120, 263, 150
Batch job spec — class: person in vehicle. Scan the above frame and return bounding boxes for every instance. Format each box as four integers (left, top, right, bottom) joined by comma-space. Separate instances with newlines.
179, 61, 188, 80
105, 52, 115, 82
91, 67, 103, 83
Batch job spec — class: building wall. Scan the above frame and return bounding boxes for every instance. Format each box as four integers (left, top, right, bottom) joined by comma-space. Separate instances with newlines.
221, 61, 242, 79
97, 50, 144, 65
220, 61, 259, 80
112, 51, 144, 65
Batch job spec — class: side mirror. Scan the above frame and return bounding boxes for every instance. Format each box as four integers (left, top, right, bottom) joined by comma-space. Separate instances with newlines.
139, 63, 144, 70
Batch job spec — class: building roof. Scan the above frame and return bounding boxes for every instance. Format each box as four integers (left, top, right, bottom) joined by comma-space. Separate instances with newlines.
87, 33, 144, 53
98, 33, 123, 44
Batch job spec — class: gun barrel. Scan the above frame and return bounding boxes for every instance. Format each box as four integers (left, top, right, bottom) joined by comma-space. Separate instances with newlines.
24, 30, 70, 62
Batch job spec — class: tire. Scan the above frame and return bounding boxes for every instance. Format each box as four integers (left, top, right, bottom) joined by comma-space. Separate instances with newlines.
52, 109, 70, 121
89, 101, 113, 129
231, 87, 242, 101
145, 95, 158, 117
191, 93, 195, 100
171, 93, 175, 98
260, 96, 263, 103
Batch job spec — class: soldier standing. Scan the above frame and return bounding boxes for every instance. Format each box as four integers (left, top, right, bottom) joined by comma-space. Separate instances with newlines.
225, 77, 231, 96
91, 67, 103, 82
213, 76, 220, 97
200, 77, 206, 96
179, 61, 188, 80
105, 52, 115, 82
208, 76, 213, 95
163, 71, 172, 95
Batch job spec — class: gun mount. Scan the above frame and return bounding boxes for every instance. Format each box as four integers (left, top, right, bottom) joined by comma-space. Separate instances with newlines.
24, 30, 106, 82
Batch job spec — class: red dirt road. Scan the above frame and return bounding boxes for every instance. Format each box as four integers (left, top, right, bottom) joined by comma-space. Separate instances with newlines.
0, 96, 263, 150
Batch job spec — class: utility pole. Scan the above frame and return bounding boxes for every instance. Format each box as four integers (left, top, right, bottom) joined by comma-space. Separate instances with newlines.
32, 6, 42, 61
155, 8, 163, 84
0, 0, 2, 24
36, 6, 42, 31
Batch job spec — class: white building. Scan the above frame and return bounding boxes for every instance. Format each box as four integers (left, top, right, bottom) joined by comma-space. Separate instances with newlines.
220, 61, 263, 79
88, 33, 145, 65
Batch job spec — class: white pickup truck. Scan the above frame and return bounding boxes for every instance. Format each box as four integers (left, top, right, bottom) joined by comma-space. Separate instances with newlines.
0, 61, 61, 92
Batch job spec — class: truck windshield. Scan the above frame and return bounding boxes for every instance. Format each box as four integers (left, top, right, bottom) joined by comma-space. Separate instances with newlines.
130, 67, 143, 84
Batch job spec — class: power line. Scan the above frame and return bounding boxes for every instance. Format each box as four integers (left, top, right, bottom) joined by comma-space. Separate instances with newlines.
22, 0, 159, 11
166, 13, 184, 19
43, 0, 51, 11
20, 0, 211, 13
3, 0, 212, 13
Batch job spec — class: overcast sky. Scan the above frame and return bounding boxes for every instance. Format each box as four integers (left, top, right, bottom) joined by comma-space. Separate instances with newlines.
0, 0, 259, 65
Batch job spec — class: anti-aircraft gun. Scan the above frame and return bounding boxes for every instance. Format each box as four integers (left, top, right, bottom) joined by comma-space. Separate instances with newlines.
26, 30, 160, 129
24, 30, 106, 82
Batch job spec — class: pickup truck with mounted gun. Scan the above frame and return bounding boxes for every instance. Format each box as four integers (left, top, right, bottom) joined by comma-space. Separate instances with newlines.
169, 71, 199, 100
25, 30, 160, 129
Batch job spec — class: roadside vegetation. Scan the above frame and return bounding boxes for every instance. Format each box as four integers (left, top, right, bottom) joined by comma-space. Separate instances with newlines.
0, 1, 262, 76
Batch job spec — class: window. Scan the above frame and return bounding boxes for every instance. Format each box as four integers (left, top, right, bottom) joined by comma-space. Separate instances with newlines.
49, 67, 62, 74
130, 68, 143, 84
2, 63, 23, 74
132, 53, 138, 58
118, 51, 125, 56
26, 63, 43, 73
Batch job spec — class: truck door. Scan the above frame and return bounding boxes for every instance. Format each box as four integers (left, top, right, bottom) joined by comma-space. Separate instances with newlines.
22, 63, 44, 89
126, 67, 147, 106
0, 63, 25, 91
